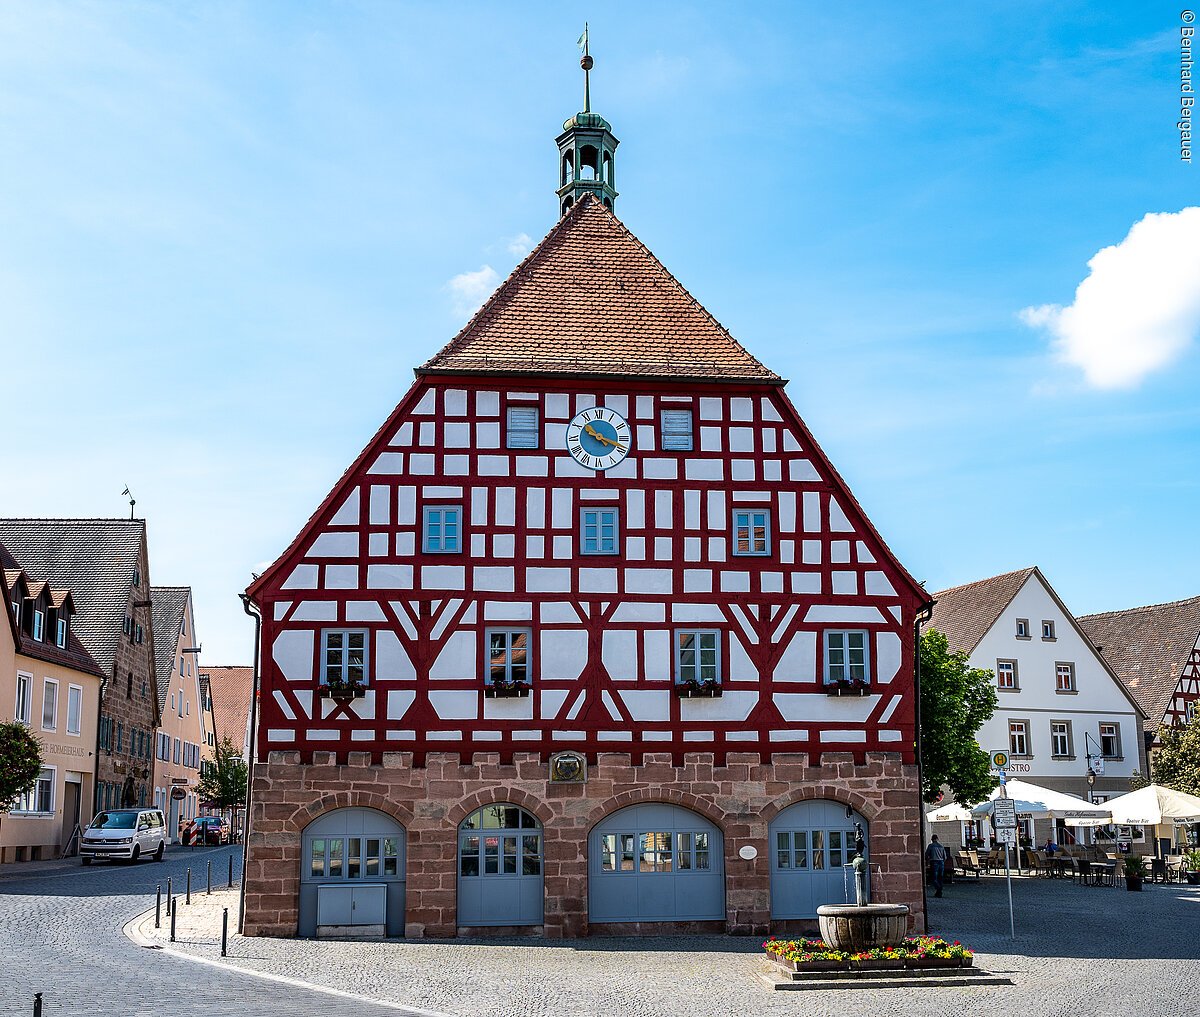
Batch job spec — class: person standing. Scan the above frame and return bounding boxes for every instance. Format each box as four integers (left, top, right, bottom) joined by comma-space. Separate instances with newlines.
925, 835, 949, 898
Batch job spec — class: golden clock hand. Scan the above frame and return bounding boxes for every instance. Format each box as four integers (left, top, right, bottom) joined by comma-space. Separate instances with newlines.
583, 423, 619, 448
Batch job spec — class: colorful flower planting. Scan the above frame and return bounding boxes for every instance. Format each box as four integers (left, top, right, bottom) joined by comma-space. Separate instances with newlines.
763, 935, 974, 971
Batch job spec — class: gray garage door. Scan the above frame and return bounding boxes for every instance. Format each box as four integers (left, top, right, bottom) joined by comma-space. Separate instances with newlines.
769, 800, 868, 919
457, 804, 544, 927
299, 807, 406, 936
589, 803, 724, 923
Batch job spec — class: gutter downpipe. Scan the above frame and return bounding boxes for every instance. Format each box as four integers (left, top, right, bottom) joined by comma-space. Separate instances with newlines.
913, 598, 936, 933
238, 593, 262, 933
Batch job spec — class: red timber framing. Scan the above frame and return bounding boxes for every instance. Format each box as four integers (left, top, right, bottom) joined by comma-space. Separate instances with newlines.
1164, 646, 1200, 728
246, 374, 929, 768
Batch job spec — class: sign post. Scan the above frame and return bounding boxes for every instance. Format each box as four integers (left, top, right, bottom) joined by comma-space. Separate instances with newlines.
991, 751, 1017, 940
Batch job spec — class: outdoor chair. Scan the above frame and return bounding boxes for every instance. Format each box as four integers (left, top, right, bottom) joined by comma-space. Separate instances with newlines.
968, 848, 984, 873
1026, 852, 1046, 877
956, 853, 981, 880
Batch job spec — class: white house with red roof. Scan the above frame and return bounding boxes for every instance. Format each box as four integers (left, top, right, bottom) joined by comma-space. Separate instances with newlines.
241, 57, 931, 940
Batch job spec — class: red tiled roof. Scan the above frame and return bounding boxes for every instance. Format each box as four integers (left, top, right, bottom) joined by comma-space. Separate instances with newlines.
930, 567, 1037, 654
419, 194, 782, 384
1078, 595, 1200, 732
202, 665, 254, 750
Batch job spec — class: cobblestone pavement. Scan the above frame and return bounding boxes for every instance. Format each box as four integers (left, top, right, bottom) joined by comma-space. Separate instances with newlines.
0, 845, 431, 1017
128, 870, 1200, 1017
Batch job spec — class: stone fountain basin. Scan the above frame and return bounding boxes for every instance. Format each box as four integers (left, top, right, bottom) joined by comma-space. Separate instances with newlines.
816, 903, 910, 950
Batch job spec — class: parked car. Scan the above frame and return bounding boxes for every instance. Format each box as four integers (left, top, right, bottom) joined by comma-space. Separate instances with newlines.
81, 808, 166, 864
184, 816, 229, 845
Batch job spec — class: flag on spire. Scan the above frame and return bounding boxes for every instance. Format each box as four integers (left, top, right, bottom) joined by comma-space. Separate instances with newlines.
577, 23, 589, 53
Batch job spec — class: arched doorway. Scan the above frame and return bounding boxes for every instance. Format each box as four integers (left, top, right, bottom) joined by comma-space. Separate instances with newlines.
299, 807, 406, 936
589, 803, 724, 923
457, 803, 544, 927
769, 799, 868, 919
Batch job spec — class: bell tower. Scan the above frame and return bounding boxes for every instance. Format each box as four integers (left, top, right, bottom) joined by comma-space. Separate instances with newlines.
556, 25, 619, 216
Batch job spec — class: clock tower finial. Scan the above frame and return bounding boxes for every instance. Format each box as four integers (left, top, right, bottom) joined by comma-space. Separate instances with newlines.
556, 25, 619, 217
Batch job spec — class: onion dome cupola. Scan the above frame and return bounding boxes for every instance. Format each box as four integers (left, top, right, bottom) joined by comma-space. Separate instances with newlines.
556, 24, 619, 217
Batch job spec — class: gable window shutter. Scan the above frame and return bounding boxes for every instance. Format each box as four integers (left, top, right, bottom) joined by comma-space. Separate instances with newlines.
507, 406, 540, 449
661, 409, 693, 451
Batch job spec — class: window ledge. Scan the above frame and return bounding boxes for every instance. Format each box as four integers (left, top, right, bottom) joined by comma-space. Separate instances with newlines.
998, 686, 1021, 693
1050, 755, 1076, 761
1015, 635, 1032, 641
485, 683, 530, 699
1055, 689, 1078, 695
674, 682, 723, 698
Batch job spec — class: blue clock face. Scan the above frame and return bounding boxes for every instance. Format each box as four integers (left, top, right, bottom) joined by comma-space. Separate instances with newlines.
566, 407, 631, 470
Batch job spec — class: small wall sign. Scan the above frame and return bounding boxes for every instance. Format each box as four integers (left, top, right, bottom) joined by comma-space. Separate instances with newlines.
738, 845, 758, 860
549, 751, 587, 783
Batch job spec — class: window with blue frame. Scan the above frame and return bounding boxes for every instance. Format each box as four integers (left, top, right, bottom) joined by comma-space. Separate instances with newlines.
486, 630, 531, 687
675, 630, 721, 686
581, 507, 619, 554
423, 505, 462, 553
824, 630, 870, 685
732, 509, 771, 555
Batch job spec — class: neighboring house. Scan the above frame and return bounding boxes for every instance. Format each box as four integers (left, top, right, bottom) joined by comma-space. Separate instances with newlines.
1078, 595, 1200, 747
930, 567, 1147, 850
0, 542, 105, 863
150, 586, 207, 841
0, 520, 159, 813
201, 665, 254, 760
241, 80, 931, 941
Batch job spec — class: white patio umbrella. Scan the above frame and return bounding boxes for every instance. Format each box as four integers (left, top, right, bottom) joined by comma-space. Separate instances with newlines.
1102, 784, 1200, 826
926, 802, 973, 823
970, 778, 1112, 827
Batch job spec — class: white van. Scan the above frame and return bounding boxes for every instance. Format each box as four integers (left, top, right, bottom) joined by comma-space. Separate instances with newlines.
81, 808, 167, 864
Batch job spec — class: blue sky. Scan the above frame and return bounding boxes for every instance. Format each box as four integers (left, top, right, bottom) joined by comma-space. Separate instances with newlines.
1, 2, 1196, 662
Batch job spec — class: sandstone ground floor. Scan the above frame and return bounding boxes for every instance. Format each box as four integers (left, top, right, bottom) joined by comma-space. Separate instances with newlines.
243, 749, 924, 939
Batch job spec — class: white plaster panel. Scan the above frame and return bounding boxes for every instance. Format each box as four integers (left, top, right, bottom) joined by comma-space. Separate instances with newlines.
474, 567, 515, 591
775, 630, 817, 681
526, 535, 545, 558
492, 533, 515, 558
291, 601, 337, 622
484, 696, 534, 721
626, 490, 645, 528
554, 457, 593, 478
346, 601, 386, 622
545, 393, 570, 419
349, 692, 375, 721
684, 538, 701, 562
731, 460, 755, 482
611, 603, 666, 623
551, 488, 573, 529
266, 729, 295, 742
272, 630, 313, 682
729, 637, 757, 681
540, 689, 569, 719
707, 490, 726, 529
308, 532, 358, 558
683, 569, 711, 593
880, 694, 902, 723
783, 430, 802, 452
643, 458, 676, 480
325, 565, 358, 589
368, 452, 406, 475
476, 390, 500, 416
282, 565, 318, 590
293, 689, 312, 717
672, 604, 724, 623
865, 571, 898, 597
708, 537, 727, 562
856, 541, 877, 563
330, 489, 360, 526
638, 427, 657, 452
413, 389, 435, 414
470, 487, 487, 525
422, 565, 465, 590
700, 427, 723, 452
409, 454, 435, 474
429, 631, 476, 679
471, 534, 486, 558
478, 456, 509, 476
789, 459, 821, 482
791, 572, 822, 594
397, 487, 417, 525
430, 691, 478, 720
476, 422, 500, 448
527, 488, 546, 528
720, 572, 751, 593
820, 730, 868, 743
618, 690, 670, 722
761, 399, 783, 422
804, 605, 886, 624
528, 568, 571, 593
392, 422, 413, 446
684, 491, 701, 530
625, 569, 673, 595
443, 455, 470, 475
272, 690, 296, 720
489, 487, 513, 526
635, 395, 654, 419
603, 394, 629, 416
876, 631, 902, 685
513, 456, 548, 478
831, 541, 851, 563
832, 571, 859, 595
376, 630, 417, 681
540, 602, 579, 624
778, 491, 796, 533
730, 397, 754, 421
729, 427, 755, 452
775, 693, 879, 723
627, 537, 647, 560
762, 572, 784, 594
763, 430, 777, 453
444, 389, 467, 416
653, 538, 673, 561
681, 691, 757, 722
545, 424, 567, 447
485, 601, 533, 621
369, 485, 390, 525
779, 540, 794, 564
541, 630, 588, 680
829, 497, 854, 532
654, 490, 672, 528
643, 630, 672, 681
686, 460, 723, 482
602, 690, 622, 720
580, 568, 618, 594
444, 422, 472, 448
699, 397, 723, 420
802, 492, 822, 532
273, 601, 292, 621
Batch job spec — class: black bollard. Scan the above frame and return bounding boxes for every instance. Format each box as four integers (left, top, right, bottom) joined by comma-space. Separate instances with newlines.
155, 884, 162, 929
169, 897, 177, 942
221, 908, 229, 956
166, 875, 172, 903
207, 859, 212, 895
33, 992, 43, 1017
186, 867, 191, 905
228, 853, 233, 889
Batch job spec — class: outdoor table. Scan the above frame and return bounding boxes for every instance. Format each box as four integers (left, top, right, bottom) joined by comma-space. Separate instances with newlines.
1047, 857, 1071, 879
1090, 862, 1117, 887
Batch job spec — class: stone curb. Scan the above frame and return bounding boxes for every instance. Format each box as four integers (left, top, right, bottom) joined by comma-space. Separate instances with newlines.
121, 904, 455, 1017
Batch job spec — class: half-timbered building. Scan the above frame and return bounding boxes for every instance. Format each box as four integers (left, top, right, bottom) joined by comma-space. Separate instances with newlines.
242, 79, 931, 939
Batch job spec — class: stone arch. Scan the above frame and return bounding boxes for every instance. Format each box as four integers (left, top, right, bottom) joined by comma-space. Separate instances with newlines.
445, 785, 554, 829
289, 790, 415, 835
760, 785, 879, 827
584, 786, 728, 836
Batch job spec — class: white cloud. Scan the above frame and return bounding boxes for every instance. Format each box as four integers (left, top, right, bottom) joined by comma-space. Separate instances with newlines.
446, 264, 499, 318
1020, 207, 1200, 389
505, 233, 533, 257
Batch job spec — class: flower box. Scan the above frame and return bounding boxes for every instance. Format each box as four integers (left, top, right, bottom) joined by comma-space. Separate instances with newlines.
824, 680, 870, 697
674, 681, 723, 698
485, 682, 530, 699
318, 683, 367, 700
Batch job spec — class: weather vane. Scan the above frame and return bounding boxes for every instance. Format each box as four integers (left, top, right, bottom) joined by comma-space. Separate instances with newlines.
577, 22, 592, 113
121, 485, 136, 520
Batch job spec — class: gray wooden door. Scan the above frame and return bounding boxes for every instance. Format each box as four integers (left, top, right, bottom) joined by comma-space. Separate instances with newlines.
589, 803, 724, 923
769, 800, 868, 918
457, 804, 544, 927
300, 808, 406, 936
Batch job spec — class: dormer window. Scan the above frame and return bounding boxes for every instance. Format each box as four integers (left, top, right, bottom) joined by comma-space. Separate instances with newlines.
32, 609, 44, 642
55, 618, 68, 648
10, 600, 18, 627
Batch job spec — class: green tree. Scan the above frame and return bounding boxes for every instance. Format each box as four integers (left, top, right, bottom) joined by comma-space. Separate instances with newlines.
1149, 720, 1200, 797
197, 735, 249, 810
0, 722, 43, 812
919, 628, 999, 804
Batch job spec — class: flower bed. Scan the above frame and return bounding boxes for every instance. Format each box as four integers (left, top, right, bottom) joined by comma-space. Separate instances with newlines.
764, 935, 974, 971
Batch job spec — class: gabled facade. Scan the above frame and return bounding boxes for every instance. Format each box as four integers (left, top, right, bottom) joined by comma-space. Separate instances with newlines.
151, 586, 208, 840
0, 520, 159, 813
1078, 595, 1200, 741
930, 567, 1147, 848
202, 665, 254, 760
242, 74, 929, 940
0, 542, 105, 863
